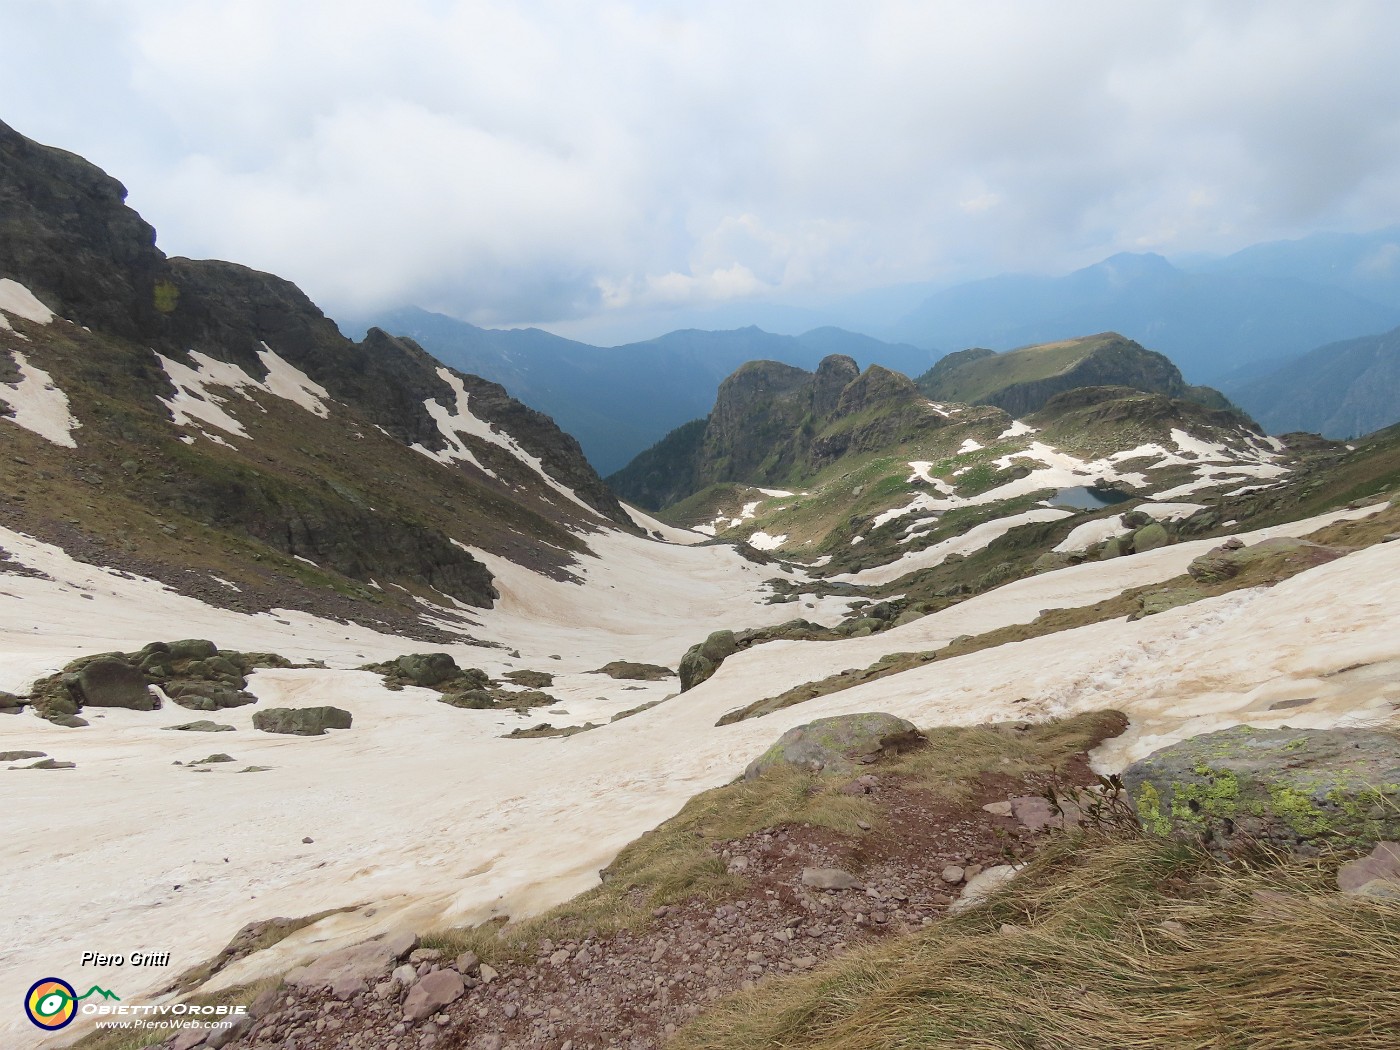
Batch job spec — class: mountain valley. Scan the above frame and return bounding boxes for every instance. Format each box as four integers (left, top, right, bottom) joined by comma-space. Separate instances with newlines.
2, 120, 1399, 1050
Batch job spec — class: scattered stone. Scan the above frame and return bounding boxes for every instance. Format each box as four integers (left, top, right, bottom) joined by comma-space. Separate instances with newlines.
403, 970, 466, 1022
949, 864, 1023, 913
303, 836, 314, 844
478, 963, 498, 984
252, 706, 353, 736
16, 758, 75, 769
801, 867, 863, 891
1338, 842, 1400, 896
502, 670, 554, 688
940, 865, 964, 884
745, 712, 924, 780
1010, 794, 1082, 832
392, 964, 418, 987
0, 749, 45, 761
981, 800, 1013, 817
191, 753, 235, 765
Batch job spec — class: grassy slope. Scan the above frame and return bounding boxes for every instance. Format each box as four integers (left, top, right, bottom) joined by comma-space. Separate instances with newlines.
921, 334, 1111, 405
674, 829, 1400, 1050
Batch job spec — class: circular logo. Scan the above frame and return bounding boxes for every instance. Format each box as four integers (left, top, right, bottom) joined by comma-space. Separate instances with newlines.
25, 978, 77, 1030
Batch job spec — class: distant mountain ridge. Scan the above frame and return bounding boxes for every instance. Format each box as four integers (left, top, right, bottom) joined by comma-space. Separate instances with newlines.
344, 306, 937, 474
1222, 325, 1400, 439
890, 251, 1400, 383
915, 333, 1236, 417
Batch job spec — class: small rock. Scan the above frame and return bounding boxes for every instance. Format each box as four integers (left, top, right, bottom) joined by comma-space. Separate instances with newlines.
1338, 842, 1400, 895
454, 951, 479, 975
402, 969, 465, 1022
409, 948, 442, 964
801, 867, 863, 891
392, 964, 418, 987
302, 836, 314, 844
478, 963, 498, 984
1160, 920, 1186, 935
550, 948, 571, 966
998, 923, 1025, 936
981, 800, 1014, 817
940, 865, 965, 884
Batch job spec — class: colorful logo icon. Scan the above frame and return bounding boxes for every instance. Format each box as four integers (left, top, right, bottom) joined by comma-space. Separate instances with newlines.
25, 978, 77, 1030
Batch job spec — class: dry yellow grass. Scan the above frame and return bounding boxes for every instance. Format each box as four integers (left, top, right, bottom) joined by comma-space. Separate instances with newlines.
674, 832, 1400, 1050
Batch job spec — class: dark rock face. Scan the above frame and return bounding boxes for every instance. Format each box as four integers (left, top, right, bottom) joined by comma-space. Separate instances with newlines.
744, 713, 925, 780
76, 658, 157, 710
1123, 726, 1400, 856
252, 706, 353, 736
0, 118, 167, 338
612, 354, 945, 509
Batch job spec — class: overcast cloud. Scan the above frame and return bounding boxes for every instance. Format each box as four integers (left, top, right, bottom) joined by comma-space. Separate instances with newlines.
4, 1, 1400, 341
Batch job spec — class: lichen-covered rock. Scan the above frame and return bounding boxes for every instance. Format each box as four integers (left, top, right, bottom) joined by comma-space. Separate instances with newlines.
167, 639, 218, 662
395, 652, 461, 687
78, 657, 158, 710
252, 706, 353, 736
1136, 585, 1206, 617
503, 669, 554, 688
679, 630, 738, 691
744, 712, 924, 781
1187, 537, 1345, 584
1132, 521, 1169, 553
1122, 726, 1400, 856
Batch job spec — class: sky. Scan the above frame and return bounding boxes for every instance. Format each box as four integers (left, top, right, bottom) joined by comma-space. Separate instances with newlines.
4, 1, 1400, 344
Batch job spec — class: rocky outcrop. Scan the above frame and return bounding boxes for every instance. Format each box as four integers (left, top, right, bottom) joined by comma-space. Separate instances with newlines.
588, 661, 675, 681
77, 657, 157, 710
252, 706, 353, 736
744, 712, 925, 780
1187, 536, 1346, 584
1122, 726, 1400, 856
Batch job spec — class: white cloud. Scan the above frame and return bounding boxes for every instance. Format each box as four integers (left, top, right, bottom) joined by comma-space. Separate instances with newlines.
4, 1, 1400, 334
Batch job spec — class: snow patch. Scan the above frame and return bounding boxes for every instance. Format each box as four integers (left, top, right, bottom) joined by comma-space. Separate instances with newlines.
0, 351, 81, 447
0, 278, 55, 327
412, 368, 599, 517
998, 420, 1036, 439
832, 508, 1073, 585
958, 438, 983, 454
257, 344, 332, 417
747, 531, 787, 551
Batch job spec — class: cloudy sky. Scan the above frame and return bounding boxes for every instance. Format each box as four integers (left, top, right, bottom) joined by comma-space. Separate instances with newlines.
5, 1, 1400, 342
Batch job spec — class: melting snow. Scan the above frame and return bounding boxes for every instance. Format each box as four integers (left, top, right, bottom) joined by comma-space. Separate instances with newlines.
0, 351, 81, 447
156, 346, 336, 441
0, 278, 55, 329
958, 438, 983, 453
747, 530, 787, 551
412, 368, 599, 517
832, 508, 1073, 585
998, 420, 1036, 439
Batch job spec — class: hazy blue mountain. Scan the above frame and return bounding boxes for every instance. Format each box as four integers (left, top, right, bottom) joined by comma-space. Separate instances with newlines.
1194, 226, 1400, 313
1221, 325, 1400, 439
891, 251, 1400, 383
344, 308, 935, 473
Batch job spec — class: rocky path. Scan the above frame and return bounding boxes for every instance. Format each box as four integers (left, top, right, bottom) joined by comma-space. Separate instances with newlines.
169, 754, 1100, 1050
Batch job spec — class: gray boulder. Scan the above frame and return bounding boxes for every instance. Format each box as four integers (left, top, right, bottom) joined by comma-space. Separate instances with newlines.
1122, 726, 1400, 856
745, 712, 924, 781
168, 639, 218, 662
402, 968, 466, 1021
0, 691, 24, 712
1132, 521, 1169, 553
77, 657, 157, 710
679, 630, 738, 691
395, 652, 460, 687
252, 706, 353, 736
